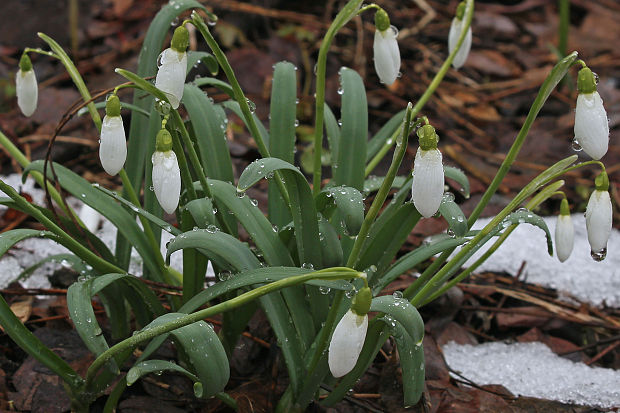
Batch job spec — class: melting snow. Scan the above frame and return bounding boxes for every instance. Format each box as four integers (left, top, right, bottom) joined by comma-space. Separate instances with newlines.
443, 341, 620, 408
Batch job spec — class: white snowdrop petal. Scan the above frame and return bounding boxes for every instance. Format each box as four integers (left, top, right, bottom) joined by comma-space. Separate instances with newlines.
16, 69, 38, 117
99, 115, 127, 175
155, 48, 187, 109
448, 18, 472, 69
152, 150, 181, 214
78, 203, 101, 233
373, 28, 401, 86
328, 310, 368, 378
574, 92, 609, 160
585, 190, 612, 253
412, 149, 444, 218
554, 214, 574, 262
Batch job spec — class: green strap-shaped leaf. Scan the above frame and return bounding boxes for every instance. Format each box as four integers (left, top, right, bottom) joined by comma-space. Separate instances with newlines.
378, 316, 425, 407
444, 165, 470, 199
127, 359, 199, 385
438, 195, 468, 237
357, 203, 421, 276
363, 175, 407, 194
268, 62, 297, 228
334, 68, 367, 191
374, 236, 469, 293
186, 51, 218, 75
324, 103, 340, 164
0, 229, 55, 256
317, 216, 343, 268
95, 184, 181, 236
166, 229, 259, 272
0, 294, 83, 389
366, 109, 406, 161
370, 295, 424, 344
183, 84, 234, 182
315, 186, 364, 236
139, 313, 229, 398
238, 158, 322, 268
195, 77, 234, 97
221, 100, 269, 147
185, 198, 217, 229
23, 161, 161, 278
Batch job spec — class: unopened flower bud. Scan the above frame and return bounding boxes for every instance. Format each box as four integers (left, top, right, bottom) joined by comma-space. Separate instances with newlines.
585, 172, 612, 258
16, 53, 38, 117
412, 125, 444, 218
574, 67, 609, 160
328, 309, 368, 378
448, 2, 472, 69
152, 129, 180, 214
373, 9, 400, 86
99, 94, 126, 175
554, 198, 574, 262
155, 26, 189, 109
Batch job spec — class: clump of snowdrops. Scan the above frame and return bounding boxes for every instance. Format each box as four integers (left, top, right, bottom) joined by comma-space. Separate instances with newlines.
0, 0, 613, 411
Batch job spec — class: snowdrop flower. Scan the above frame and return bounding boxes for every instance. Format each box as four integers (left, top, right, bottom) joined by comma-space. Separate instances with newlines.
585, 172, 612, 260
15, 53, 38, 117
574, 66, 609, 160
152, 128, 181, 214
554, 198, 574, 262
412, 124, 444, 218
373, 9, 400, 86
448, 2, 472, 69
99, 94, 127, 175
328, 286, 371, 378
155, 26, 189, 109
78, 203, 102, 233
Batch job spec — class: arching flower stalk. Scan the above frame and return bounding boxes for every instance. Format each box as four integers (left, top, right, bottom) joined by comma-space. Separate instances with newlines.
574, 66, 609, 160
152, 128, 181, 214
373, 8, 401, 86
155, 25, 189, 109
554, 198, 574, 263
99, 94, 127, 175
15, 53, 38, 117
585, 171, 612, 261
328, 284, 371, 378
411, 124, 444, 218
448, 1, 472, 69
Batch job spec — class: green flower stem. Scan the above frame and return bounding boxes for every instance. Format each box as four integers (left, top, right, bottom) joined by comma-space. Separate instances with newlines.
84, 268, 364, 386
404, 50, 579, 301
24, 47, 58, 59
558, 0, 569, 58
118, 168, 179, 284
311, 0, 364, 196
0, 179, 122, 275
215, 392, 238, 410
37, 33, 102, 132
190, 12, 291, 207
364, 127, 400, 177
421, 180, 565, 305
170, 111, 210, 199
0, 129, 74, 217
409, 155, 580, 307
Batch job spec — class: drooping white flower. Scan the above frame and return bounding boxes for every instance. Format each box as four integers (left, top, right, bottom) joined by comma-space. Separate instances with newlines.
574, 68, 609, 160
15, 54, 38, 117
412, 124, 444, 218
79, 203, 101, 233
328, 310, 368, 378
554, 199, 574, 263
448, 2, 472, 69
373, 27, 401, 85
99, 95, 127, 175
373, 9, 400, 86
154, 26, 189, 109
152, 128, 181, 214
585, 189, 612, 257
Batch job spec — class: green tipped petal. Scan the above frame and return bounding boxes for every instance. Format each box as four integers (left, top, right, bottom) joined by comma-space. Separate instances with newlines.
577, 67, 597, 95
105, 94, 121, 117
374, 8, 390, 33
171, 26, 189, 53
